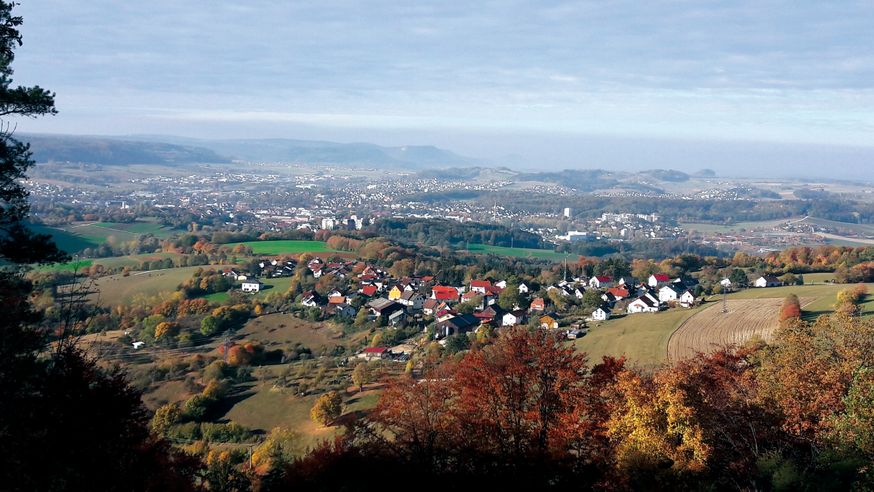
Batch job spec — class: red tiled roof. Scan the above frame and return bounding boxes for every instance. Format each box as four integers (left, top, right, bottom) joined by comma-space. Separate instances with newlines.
363, 347, 386, 354
470, 280, 491, 288
653, 274, 671, 281
361, 285, 378, 296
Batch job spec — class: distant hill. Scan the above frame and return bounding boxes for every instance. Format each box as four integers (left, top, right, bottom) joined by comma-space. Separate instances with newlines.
23, 134, 230, 165
23, 134, 477, 169
126, 136, 477, 169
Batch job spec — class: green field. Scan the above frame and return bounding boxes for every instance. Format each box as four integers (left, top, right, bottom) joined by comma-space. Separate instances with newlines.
574, 307, 706, 368
223, 240, 338, 255
29, 220, 181, 254
29, 223, 101, 253
36, 252, 185, 273
574, 282, 874, 367
466, 243, 570, 261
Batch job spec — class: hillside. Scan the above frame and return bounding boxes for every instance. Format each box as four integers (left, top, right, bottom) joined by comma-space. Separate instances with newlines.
24, 134, 230, 165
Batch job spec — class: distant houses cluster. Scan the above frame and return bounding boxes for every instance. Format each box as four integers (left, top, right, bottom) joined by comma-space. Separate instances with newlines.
215, 252, 788, 360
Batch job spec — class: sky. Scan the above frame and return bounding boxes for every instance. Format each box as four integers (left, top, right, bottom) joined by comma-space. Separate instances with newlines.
11, 1, 874, 176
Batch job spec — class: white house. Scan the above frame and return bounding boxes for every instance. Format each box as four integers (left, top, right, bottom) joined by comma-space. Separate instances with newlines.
518, 282, 530, 294
627, 294, 660, 314
592, 307, 611, 321
679, 290, 696, 307
502, 310, 527, 326
398, 291, 425, 310
589, 276, 614, 289
719, 278, 733, 290
131, 341, 145, 349
241, 280, 262, 293
648, 274, 672, 288
755, 276, 783, 288
658, 285, 682, 303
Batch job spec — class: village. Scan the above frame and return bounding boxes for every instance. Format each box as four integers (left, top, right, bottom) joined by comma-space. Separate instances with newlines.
213, 253, 789, 362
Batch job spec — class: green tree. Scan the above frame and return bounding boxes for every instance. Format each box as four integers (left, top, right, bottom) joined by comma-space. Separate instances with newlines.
498, 282, 522, 311
354, 307, 370, 328
310, 391, 343, 426
200, 315, 221, 336
582, 289, 603, 310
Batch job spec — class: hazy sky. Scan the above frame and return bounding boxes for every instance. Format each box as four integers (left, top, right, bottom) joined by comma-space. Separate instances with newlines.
11, 1, 874, 175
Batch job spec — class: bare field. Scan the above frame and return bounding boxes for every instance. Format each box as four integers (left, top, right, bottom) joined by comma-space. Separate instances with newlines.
668, 298, 809, 361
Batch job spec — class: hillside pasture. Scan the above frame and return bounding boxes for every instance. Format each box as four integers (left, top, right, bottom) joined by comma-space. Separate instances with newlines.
466, 243, 569, 261
90, 265, 219, 306
29, 220, 181, 254
573, 306, 705, 368
223, 240, 338, 255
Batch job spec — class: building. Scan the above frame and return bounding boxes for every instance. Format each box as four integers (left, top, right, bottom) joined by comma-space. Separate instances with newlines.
755, 276, 783, 288
589, 276, 613, 289
648, 274, 672, 288
592, 307, 611, 321
540, 314, 559, 329
357, 347, 387, 361
502, 310, 527, 326
563, 207, 572, 218
627, 294, 660, 314
241, 280, 262, 293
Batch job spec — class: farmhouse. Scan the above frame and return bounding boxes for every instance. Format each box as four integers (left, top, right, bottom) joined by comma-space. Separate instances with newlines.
658, 285, 683, 303
431, 285, 460, 303
435, 313, 479, 338
301, 291, 323, 307
679, 290, 696, 307
529, 297, 546, 312
627, 294, 660, 314
589, 276, 614, 289
422, 298, 441, 316
719, 278, 733, 290
241, 279, 262, 293
398, 290, 425, 310
470, 279, 492, 294
502, 310, 527, 326
592, 307, 611, 321
648, 273, 671, 288
367, 298, 404, 319
540, 314, 559, 329
357, 347, 388, 361
388, 285, 403, 300
755, 276, 783, 288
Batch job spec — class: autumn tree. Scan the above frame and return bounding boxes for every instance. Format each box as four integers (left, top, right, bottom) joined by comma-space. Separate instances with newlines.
311, 391, 343, 426
780, 294, 802, 322
351, 362, 370, 392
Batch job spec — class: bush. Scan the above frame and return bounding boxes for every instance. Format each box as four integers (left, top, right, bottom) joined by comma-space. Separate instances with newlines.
200, 422, 254, 443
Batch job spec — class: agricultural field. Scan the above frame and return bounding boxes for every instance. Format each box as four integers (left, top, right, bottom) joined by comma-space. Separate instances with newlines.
466, 243, 569, 261
573, 306, 706, 368
90, 265, 220, 306
223, 240, 338, 255
667, 298, 792, 362
720, 283, 874, 320
576, 282, 874, 366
